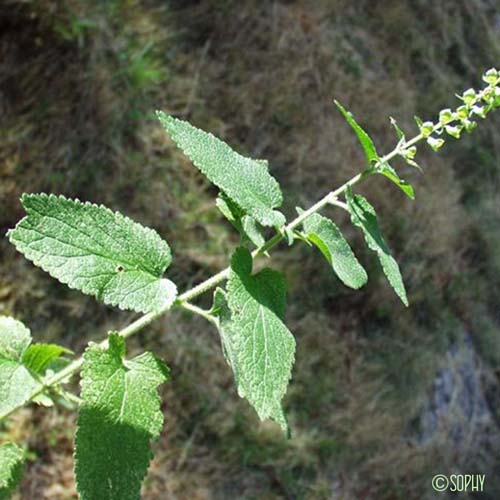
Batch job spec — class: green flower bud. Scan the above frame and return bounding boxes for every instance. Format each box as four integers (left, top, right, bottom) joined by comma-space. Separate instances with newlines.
471, 105, 486, 119
419, 121, 434, 137
427, 136, 445, 151
445, 124, 462, 139
462, 88, 476, 106
439, 108, 454, 125
462, 119, 477, 133
403, 146, 417, 159
456, 105, 469, 120
483, 68, 498, 86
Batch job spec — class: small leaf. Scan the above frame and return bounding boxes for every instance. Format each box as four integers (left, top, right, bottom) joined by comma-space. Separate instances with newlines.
22, 344, 71, 375
9, 194, 177, 313
157, 112, 285, 228
0, 317, 41, 419
215, 248, 295, 433
334, 100, 379, 165
377, 163, 415, 199
302, 213, 367, 289
242, 216, 266, 248
390, 117, 405, 141
0, 317, 71, 419
0, 443, 25, 499
75, 333, 169, 500
346, 188, 408, 306
216, 193, 265, 248
0, 316, 31, 361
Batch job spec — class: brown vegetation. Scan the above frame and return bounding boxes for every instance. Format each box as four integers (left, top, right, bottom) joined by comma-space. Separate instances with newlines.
1, 0, 500, 498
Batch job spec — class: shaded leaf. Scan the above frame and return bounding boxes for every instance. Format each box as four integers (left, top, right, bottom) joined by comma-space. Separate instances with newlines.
346, 188, 408, 306
9, 194, 177, 313
302, 212, 367, 289
216, 193, 265, 247
22, 344, 71, 375
75, 334, 169, 500
215, 248, 295, 433
157, 112, 285, 228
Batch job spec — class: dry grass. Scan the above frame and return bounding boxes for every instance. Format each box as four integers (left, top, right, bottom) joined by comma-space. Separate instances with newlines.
1, 0, 500, 498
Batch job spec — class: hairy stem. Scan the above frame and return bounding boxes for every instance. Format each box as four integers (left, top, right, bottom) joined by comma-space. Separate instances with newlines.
0, 124, 437, 421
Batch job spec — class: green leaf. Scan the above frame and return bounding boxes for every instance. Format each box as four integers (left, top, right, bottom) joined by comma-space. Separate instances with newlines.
216, 193, 265, 248
0, 317, 41, 419
157, 112, 285, 228
0, 361, 41, 420
390, 117, 406, 141
345, 188, 408, 306
377, 163, 415, 199
9, 194, 177, 314
0, 317, 70, 419
334, 100, 379, 165
75, 333, 169, 500
302, 212, 368, 289
0, 316, 31, 361
22, 344, 71, 375
0, 443, 25, 499
215, 248, 295, 432
241, 216, 266, 248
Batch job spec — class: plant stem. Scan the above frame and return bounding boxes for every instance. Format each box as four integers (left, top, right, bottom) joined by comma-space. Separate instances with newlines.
0, 129, 427, 422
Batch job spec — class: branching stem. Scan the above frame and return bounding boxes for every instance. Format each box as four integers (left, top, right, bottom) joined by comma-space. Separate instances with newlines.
0, 115, 463, 421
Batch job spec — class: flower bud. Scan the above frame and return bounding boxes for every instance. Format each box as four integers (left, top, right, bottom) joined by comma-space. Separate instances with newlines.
456, 105, 469, 120
462, 119, 477, 133
418, 121, 434, 138
471, 105, 486, 119
439, 109, 454, 125
483, 68, 498, 86
427, 136, 445, 151
403, 146, 417, 159
462, 88, 476, 106
445, 124, 462, 139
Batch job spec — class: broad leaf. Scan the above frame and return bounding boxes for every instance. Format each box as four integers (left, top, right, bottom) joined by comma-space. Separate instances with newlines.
216, 247, 295, 432
157, 112, 285, 228
302, 212, 367, 289
0, 317, 41, 419
9, 194, 177, 314
22, 344, 71, 375
216, 193, 265, 248
335, 100, 379, 165
0, 316, 31, 361
377, 163, 415, 199
75, 334, 169, 500
346, 188, 408, 306
0, 443, 25, 499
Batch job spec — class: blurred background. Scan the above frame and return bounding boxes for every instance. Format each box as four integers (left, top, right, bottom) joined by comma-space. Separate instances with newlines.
1, 0, 500, 498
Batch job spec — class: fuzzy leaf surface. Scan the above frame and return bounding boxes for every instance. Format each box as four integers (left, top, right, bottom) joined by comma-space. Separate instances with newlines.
0, 443, 25, 500
335, 100, 379, 165
216, 193, 266, 247
0, 317, 40, 419
220, 247, 295, 432
302, 213, 367, 289
0, 316, 31, 361
9, 194, 177, 313
157, 112, 285, 227
75, 334, 169, 500
346, 188, 408, 306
